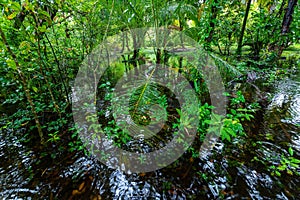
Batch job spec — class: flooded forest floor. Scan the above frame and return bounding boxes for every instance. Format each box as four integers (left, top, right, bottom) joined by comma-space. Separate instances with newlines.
1, 68, 300, 200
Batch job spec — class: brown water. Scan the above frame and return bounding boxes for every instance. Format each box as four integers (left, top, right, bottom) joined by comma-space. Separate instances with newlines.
1, 73, 299, 199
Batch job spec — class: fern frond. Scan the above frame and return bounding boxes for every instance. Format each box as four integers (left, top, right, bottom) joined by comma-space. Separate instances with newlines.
210, 53, 242, 79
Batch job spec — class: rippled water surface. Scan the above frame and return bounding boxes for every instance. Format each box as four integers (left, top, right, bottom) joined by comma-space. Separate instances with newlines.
1, 74, 300, 199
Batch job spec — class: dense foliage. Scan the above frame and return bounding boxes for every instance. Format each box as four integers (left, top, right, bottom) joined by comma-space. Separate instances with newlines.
0, 1, 299, 197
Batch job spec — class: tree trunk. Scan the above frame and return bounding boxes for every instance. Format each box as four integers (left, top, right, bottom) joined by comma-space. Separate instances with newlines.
277, 0, 298, 57
204, 0, 219, 49
236, 0, 252, 56
205, 7, 217, 42
281, 0, 298, 34
0, 28, 45, 144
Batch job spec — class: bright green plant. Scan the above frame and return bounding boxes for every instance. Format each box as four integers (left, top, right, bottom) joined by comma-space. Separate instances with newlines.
198, 102, 214, 141
206, 91, 257, 142
270, 147, 300, 177
47, 131, 60, 143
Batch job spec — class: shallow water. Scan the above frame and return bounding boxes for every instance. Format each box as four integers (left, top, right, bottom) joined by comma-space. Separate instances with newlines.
1, 73, 300, 199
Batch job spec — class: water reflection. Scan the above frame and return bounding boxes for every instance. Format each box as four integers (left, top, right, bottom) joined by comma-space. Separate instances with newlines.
1, 74, 300, 199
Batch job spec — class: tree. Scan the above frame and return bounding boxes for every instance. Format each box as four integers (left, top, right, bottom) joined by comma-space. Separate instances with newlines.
236, 0, 252, 56
205, 0, 219, 43
277, 0, 298, 56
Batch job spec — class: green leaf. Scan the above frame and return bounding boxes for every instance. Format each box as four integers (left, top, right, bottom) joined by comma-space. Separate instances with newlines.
38, 9, 52, 24
225, 133, 231, 141
221, 128, 231, 141
230, 109, 236, 115
245, 115, 250, 121
38, 10, 50, 18
19, 41, 31, 53
287, 170, 293, 175
290, 162, 299, 168
275, 171, 281, 176
277, 165, 286, 171
24, 2, 34, 11
9, 2, 21, 12
225, 128, 236, 137
7, 12, 18, 20
288, 147, 294, 156
32, 86, 38, 93
224, 92, 230, 96
6, 59, 17, 70
290, 158, 300, 164
27, 68, 35, 72
38, 25, 47, 32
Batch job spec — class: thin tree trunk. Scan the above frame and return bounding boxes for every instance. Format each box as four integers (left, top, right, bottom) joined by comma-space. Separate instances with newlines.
0, 28, 45, 144
281, 0, 298, 34
37, 36, 62, 119
205, 0, 219, 46
236, 0, 252, 56
277, 0, 298, 57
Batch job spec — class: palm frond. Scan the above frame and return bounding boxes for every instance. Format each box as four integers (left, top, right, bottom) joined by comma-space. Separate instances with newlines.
210, 53, 242, 80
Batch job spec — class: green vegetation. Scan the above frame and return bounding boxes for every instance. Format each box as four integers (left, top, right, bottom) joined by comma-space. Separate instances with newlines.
0, 0, 299, 198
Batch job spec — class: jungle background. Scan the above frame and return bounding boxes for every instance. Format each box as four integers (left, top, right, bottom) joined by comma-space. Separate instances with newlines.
0, 0, 300, 199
